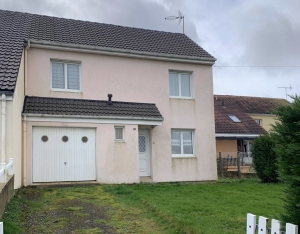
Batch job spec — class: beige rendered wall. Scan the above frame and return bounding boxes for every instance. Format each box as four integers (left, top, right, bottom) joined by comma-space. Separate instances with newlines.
25, 48, 217, 183
249, 114, 277, 132
216, 140, 237, 153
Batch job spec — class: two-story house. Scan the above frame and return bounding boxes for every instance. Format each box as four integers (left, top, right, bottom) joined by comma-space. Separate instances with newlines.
0, 10, 217, 188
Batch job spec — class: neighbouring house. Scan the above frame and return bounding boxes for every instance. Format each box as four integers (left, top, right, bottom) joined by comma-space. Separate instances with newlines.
0, 10, 217, 188
214, 95, 290, 154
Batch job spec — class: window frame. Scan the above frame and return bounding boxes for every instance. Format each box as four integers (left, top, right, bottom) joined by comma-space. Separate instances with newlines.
114, 126, 125, 142
254, 119, 262, 126
51, 60, 81, 92
171, 129, 195, 157
169, 71, 193, 99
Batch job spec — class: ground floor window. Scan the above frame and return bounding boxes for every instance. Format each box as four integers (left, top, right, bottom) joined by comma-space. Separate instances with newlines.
171, 129, 194, 157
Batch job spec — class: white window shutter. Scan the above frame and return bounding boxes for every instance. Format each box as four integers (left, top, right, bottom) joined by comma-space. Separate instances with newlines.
180, 74, 191, 97
52, 62, 65, 89
169, 73, 179, 96
67, 64, 80, 90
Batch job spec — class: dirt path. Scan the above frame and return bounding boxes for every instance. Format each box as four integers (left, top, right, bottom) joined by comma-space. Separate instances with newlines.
11, 185, 167, 234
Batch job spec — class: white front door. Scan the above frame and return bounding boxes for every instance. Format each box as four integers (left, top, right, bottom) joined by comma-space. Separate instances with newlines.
139, 130, 151, 176
32, 127, 96, 182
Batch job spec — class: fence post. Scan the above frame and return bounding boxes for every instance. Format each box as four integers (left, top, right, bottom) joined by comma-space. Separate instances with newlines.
271, 219, 281, 234
0, 222, 3, 234
247, 213, 256, 234
286, 223, 298, 234
0, 163, 6, 183
219, 152, 223, 178
258, 216, 268, 234
237, 152, 241, 178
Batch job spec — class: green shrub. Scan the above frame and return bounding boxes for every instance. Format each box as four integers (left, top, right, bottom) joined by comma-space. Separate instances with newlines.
272, 95, 300, 226
252, 133, 279, 183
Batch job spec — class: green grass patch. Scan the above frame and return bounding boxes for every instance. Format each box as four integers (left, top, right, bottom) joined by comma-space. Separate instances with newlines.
74, 227, 103, 233
103, 179, 285, 234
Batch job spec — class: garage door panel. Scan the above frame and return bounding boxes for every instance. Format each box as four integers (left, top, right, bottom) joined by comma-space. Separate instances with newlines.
33, 127, 96, 183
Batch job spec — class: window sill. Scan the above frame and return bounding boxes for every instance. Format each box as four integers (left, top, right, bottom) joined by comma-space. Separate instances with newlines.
51, 89, 82, 93
115, 140, 125, 143
172, 155, 196, 159
169, 96, 194, 100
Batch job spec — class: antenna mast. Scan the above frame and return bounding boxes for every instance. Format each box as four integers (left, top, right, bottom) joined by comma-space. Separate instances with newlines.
165, 11, 184, 34
278, 85, 292, 100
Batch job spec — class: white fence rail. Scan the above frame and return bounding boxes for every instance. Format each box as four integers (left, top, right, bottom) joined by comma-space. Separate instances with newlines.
247, 213, 298, 234
0, 222, 3, 234
0, 158, 14, 183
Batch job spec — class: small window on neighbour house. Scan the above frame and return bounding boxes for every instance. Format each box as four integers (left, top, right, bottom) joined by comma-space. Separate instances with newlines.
169, 72, 192, 98
171, 130, 194, 156
255, 119, 262, 126
228, 115, 241, 123
115, 127, 124, 141
52, 61, 80, 91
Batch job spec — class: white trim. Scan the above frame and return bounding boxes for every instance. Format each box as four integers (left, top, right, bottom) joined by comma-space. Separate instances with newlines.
29, 40, 216, 65
24, 116, 163, 126
215, 133, 260, 138
0, 96, 13, 101
51, 61, 81, 91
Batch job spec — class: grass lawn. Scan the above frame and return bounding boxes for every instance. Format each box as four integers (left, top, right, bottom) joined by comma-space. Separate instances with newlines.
1, 179, 285, 233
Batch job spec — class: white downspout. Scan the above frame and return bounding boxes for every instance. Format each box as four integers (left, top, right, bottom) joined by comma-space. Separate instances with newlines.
23, 42, 30, 186
1, 94, 6, 164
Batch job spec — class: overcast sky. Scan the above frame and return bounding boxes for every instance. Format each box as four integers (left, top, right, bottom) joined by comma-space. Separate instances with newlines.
1, 0, 299, 101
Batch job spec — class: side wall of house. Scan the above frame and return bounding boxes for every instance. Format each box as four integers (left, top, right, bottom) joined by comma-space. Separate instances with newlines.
0, 52, 24, 189
216, 140, 237, 153
26, 48, 217, 183
12, 51, 25, 188
249, 114, 277, 132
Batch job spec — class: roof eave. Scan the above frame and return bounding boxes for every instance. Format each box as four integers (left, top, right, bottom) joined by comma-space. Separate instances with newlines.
28, 39, 216, 65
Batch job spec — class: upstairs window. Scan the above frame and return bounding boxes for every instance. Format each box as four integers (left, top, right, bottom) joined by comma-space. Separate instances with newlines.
169, 72, 192, 98
52, 61, 80, 91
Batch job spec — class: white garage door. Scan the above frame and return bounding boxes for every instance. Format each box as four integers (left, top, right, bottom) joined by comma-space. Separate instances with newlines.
33, 127, 96, 183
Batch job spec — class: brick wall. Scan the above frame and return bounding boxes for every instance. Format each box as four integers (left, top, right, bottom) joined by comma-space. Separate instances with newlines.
0, 175, 14, 219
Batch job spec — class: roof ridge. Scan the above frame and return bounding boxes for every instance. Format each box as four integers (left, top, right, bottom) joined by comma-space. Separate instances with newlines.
214, 94, 287, 101
0, 8, 185, 36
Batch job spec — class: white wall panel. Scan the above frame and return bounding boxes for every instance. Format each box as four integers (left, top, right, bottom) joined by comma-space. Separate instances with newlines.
33, 127, 96, 182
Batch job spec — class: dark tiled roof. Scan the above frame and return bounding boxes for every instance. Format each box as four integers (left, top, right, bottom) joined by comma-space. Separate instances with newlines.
22, 96, 163, 119
0, 9, 215, 92
215, 95, 290, 114
214, 96, 265, 134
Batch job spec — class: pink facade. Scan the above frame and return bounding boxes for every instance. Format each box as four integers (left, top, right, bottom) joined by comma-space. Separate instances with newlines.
24, 47, 217, 185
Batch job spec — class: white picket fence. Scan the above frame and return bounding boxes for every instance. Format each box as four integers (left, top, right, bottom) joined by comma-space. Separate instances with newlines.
0, 222, 2, 234
247, 213, 298, 234
0, 158, 14, 183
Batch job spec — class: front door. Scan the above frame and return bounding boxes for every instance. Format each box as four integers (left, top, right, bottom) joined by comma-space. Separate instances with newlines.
138, 130, 151, 176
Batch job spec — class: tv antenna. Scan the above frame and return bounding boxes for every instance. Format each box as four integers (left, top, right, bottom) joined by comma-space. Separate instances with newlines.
165, 11, 184, 34
278, 85, 292, 100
